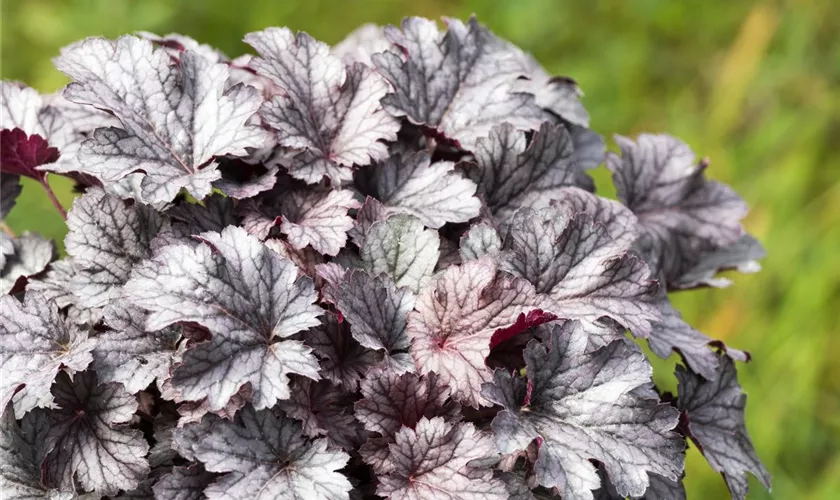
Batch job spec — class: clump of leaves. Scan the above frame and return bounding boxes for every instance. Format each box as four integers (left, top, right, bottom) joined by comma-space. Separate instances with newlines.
0, 17, 769, 500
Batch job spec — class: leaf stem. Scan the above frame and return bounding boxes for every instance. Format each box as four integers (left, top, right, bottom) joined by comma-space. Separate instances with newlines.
0, 222, 14, 237
41, 177, 67, 219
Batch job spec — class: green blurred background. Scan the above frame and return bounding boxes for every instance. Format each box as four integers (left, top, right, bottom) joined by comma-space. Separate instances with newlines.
2, 0, 838, 497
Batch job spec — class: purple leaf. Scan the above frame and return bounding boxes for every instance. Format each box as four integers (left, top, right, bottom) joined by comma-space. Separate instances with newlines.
606, 134, 750, 288
304, 313, 380, 391
0, 128, 59, 182
676, 358, 770, 499
279, 378, 366, 450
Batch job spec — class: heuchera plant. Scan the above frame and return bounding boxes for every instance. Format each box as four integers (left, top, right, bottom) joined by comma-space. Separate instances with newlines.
0, 17, 770, 500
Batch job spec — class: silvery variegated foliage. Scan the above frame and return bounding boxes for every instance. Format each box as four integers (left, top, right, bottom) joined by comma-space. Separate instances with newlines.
0, 16, 768, 500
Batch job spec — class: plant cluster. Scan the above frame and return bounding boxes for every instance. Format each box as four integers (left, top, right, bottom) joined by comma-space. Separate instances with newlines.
0, 16, 769, 500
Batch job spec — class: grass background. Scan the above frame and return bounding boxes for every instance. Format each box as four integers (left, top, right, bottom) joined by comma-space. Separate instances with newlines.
2, 0, 838, 497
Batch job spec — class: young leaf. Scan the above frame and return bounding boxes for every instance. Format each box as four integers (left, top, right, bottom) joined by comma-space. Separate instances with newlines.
407, 257, 546, 407
42, 372, 150, 496
676, 359, 770, 500
376, 417, 505, 500
245, 28, 400, 184
482, 323, 685, 500
355, 151, 481, 228
359, 214, 439, 293
123, 226, 323, 411
0, 81, 118, 178
176, 405, 352, 499
0, 128, 59, 182
606, 134, 749, 287
373, 17, 543, 149
0, 293, 94, 416
465, 122, 593, 220
54, 36, 270, 202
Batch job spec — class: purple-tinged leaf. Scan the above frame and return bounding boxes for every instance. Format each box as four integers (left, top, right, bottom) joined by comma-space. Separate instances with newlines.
676, 359, 770, 500
0, 232, 55, 294
407, 257, 546, 407
606, 134, 749, 287
335, 270, 415, 370
511, 53, 589, 128
279, 378, 365, 450
213, 159, 280, 200
464, 122, 592, 220
64, 189, 165, 314
1, 406, 73, 499
162, 194, 238, 245
177, 406, 352, 500
347, 196, 387, 246
241, 187, 359, 254
42, 372, 150, 496
245, 28, 400, 184
1, 173, 21, 220
356, 151, 481, 228
482, 323, 685, 500
0, 293, 94, 417
501, 192, 659, 337
360, 214, 439, 293
153, 464, 216, 500
304, 313, 379, 391
123, 226, 322, 411
279, 188, 359, 255
0, 128, 59, 182
377, 417, 505, 500
54, 36, 270, 203
648, 296, 746, 380
567, 124, 605, 170
92, 305, 181, 394
593, 467, 686, 500
356, 371, 460, 471
674, 234, 765, 290
373, 17, 543, 150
